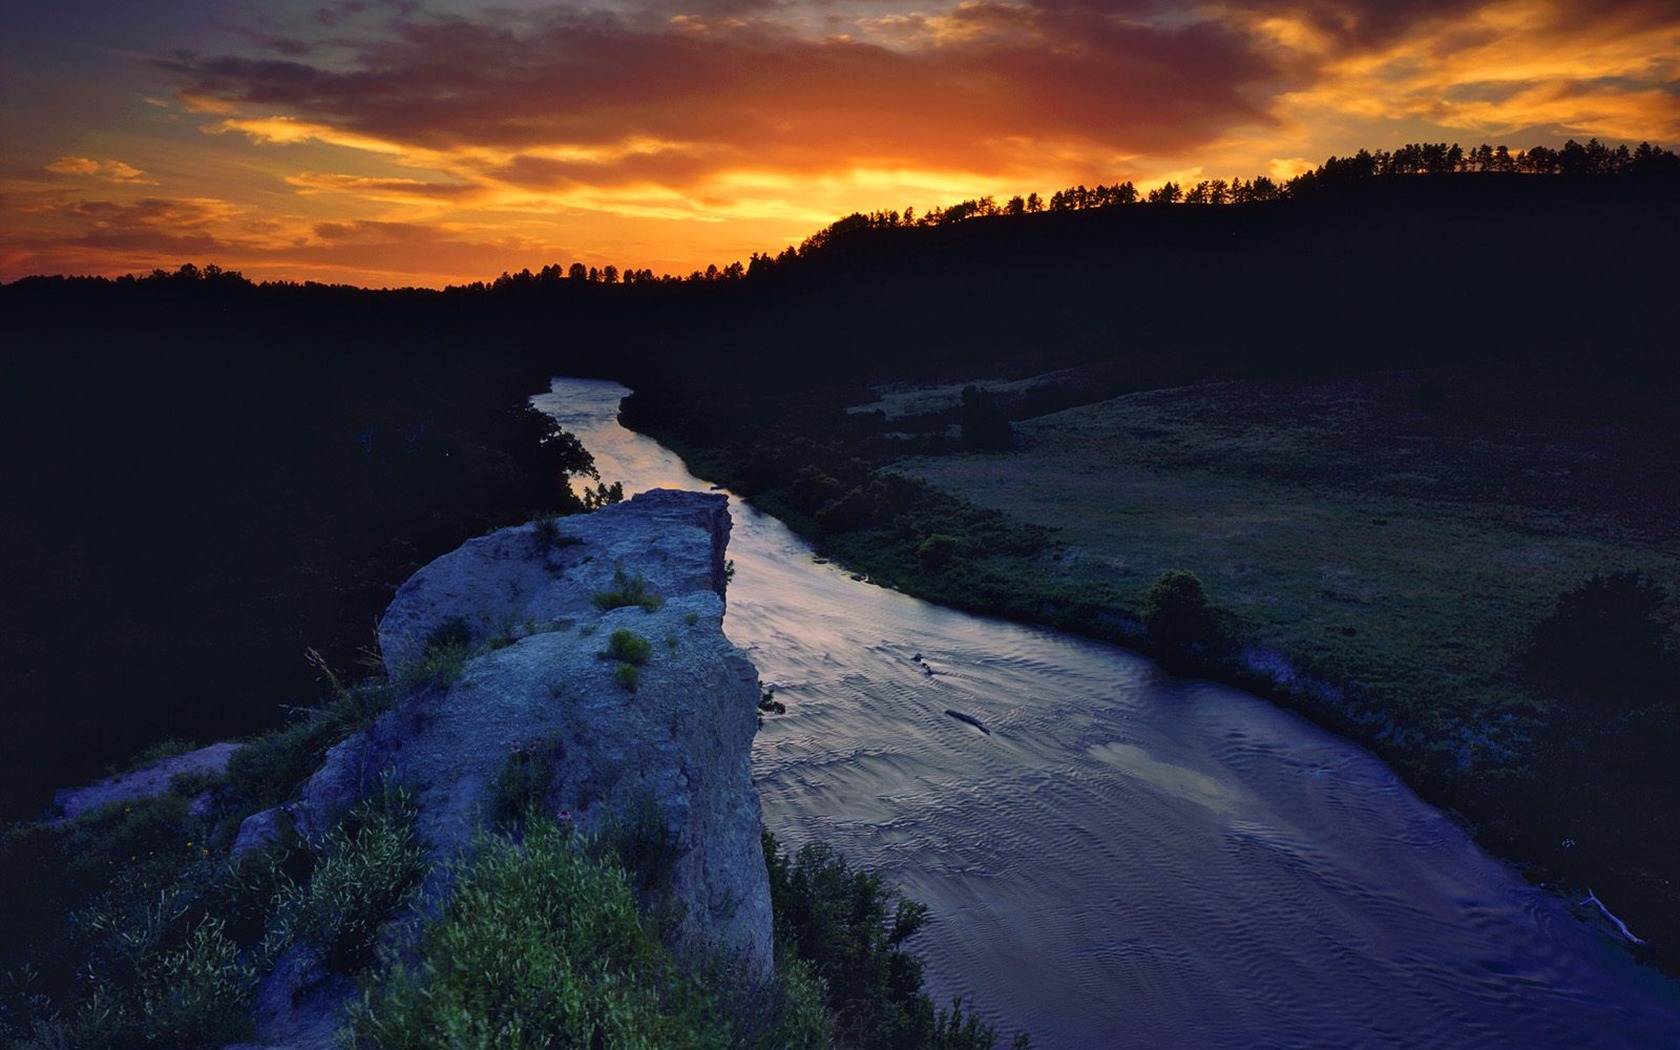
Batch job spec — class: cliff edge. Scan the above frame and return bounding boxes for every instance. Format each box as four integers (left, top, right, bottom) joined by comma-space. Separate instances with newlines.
236, 488, 772, 1045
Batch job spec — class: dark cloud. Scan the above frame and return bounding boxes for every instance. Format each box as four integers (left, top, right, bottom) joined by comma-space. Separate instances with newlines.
69, 197, 236, 229
76, 229, 228, 254
159, 2, 1278, 183
265, 37, 320, 56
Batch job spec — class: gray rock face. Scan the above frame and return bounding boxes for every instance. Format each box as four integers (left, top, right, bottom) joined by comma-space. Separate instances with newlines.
270, 490, 772, 976
53, 741, 244, 823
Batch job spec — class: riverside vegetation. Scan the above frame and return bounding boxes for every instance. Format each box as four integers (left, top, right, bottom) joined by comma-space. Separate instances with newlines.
0, 606, 1024, 1049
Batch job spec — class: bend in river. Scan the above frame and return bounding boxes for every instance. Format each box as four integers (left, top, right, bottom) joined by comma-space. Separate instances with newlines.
535, 377, 1680, 1050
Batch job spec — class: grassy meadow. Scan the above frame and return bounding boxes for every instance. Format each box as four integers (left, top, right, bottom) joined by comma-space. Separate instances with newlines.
893, 365, 1678, 745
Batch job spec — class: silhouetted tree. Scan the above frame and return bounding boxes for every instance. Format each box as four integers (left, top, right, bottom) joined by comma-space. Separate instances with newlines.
1141, 570, 1221, 654
1524, 572, 1676, 706
1146, 181, 1181, 205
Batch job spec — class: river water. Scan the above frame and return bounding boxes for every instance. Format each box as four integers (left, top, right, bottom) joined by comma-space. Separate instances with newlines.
534, 378, 1680, 1049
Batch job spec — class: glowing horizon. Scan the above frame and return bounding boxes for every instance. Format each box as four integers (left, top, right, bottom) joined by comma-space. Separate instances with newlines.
3, 0, 1677, 288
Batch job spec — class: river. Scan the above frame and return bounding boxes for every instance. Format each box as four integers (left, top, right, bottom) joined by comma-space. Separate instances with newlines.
534, 377, 1680, 1049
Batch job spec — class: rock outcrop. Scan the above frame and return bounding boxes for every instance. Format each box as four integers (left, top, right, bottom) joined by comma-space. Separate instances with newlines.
51, 741, 244, 823
238, 489, 772, 1044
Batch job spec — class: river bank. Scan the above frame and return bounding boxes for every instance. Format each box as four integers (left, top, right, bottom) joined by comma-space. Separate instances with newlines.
549, 376, 1680, 1046
615, 364, 1680, 974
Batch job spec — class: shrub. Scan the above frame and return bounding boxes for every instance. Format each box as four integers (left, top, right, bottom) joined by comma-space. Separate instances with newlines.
763, 832, 1009, 1050
223, 682, 400, 815
490, 738, 563, 836
8, 812, 269, 1050
917, 534, 959, 572
529, 514, 562, 552
346, 816, 732, 1049
593, 567, 662, 612
613, 662, 641, 692
580, 480, 626, 510
29, 909, 259, 1049
265, 786, 425, 974
397, 617, 475, 688
594, 791, 680, 900
1141, 570, 1221, 654
757, 687, 786, 728
604, 629, 653, 666
1524, 571, 1676, 705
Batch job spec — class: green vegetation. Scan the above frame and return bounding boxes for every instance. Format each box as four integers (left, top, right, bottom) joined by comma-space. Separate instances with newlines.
529, 514, 570, 553
264, 787, 426, 974
604, 629, 654, 666
0, 785, 419, 1048
958, 387, 1013, 452
223, 679, 401, 817
600, 629, 653, 693
1523, 572, 1677, 707
757, 687, 786, 728
397, 617, 475, 688
916, 534, 957, 572
124, 739, 197, 770
594, 566, 664, 612
490, 738, 563, 836
1140, 570, 1230, 661
764, 833, 1024, 1050
347, 815, 833, 1050
594, 791, 682, 902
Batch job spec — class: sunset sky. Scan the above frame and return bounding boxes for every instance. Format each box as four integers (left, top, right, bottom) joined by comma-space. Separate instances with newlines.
2, 0, 1676, 287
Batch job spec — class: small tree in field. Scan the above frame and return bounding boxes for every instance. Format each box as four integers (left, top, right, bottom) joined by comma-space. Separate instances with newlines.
1142, 570, 1219, 653
1524, 571, 1675, 706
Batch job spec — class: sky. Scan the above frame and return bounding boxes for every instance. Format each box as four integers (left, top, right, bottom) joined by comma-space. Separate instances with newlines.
2, 0, 1676, 287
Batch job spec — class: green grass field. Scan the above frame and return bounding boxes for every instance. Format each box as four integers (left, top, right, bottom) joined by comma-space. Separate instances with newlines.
891, 361, 1679, 763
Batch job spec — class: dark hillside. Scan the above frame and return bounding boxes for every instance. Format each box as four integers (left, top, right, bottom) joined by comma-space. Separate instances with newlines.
0, 279, 597, 821
684, 173, 1675, 388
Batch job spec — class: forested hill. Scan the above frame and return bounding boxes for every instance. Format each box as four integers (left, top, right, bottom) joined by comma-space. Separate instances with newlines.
3, 158, 1676, 821
637, 170, 1679, 392
10, 160, 1677, 387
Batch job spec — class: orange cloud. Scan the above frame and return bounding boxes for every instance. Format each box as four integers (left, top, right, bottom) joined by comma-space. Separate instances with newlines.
1231, 0, 1680, 139
44, 157, 155, 184
285, 172, 479, 203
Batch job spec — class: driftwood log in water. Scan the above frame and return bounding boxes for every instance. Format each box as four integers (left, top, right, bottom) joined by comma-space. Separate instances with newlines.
945, 708, 991, 735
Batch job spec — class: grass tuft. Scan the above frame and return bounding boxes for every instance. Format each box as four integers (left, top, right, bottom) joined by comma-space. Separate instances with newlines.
592, 567, 663, 612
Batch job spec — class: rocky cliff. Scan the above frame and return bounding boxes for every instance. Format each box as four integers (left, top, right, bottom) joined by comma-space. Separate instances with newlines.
236, 488, 772, 1044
